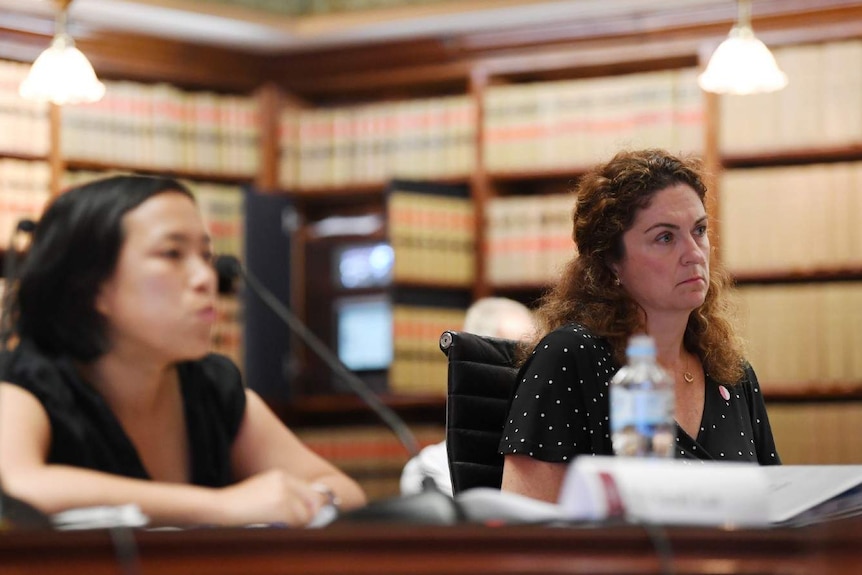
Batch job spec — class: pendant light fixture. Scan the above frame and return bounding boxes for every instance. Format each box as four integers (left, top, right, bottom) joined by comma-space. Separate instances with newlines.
698, 0, 788, 95
19, 0, 105, 105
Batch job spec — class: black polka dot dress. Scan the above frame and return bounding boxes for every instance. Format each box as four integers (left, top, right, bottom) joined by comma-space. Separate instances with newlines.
499, 323, 781, 465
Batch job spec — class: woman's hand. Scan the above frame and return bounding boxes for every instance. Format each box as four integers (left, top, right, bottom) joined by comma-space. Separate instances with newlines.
218, 469, 325, 527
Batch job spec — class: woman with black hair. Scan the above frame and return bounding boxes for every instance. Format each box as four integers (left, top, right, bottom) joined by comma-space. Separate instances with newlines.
0, 175, 365, 527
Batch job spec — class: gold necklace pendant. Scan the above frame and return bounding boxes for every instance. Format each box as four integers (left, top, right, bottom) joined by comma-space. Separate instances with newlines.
682, 353, 696, 383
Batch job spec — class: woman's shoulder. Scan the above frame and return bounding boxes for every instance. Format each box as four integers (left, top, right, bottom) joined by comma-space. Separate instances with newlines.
0, 340, 80, 410
178, 354, 247, 426
195, 353, 242, 377
708, 360, 758, 389
734, 362, 765, 396
540, 322, 608, 348
3, 338, 55, 373
2, 339, 69, 390
179, 353, 243, 392
525, 322, 614, 370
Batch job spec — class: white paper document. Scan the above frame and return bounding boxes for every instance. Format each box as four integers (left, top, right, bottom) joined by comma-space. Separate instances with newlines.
52, 504, 149, 530
764, 465, 862, 526
456, 488, 566, 525
453, 460, 862, 528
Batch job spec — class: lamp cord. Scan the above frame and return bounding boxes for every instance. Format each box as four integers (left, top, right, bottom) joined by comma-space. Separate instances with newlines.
737, 0, 751, 29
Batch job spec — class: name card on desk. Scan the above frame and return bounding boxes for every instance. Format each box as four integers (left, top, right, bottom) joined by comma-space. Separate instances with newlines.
558, 457, 771, 528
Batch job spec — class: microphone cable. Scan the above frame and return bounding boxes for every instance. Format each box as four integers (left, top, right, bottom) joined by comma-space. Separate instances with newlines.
215, 255, 420, 458
109, 525, 143, 575
638, 519, 676, 575
217, 255, 468, 525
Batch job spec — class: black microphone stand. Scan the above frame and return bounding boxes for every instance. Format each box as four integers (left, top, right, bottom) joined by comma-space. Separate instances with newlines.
218, 255, 463, 525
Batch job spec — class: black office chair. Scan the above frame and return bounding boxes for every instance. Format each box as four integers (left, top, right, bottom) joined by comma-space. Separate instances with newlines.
439, 330, 519, 495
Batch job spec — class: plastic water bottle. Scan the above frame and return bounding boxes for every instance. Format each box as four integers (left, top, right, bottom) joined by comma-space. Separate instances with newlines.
609, 334, 675, 458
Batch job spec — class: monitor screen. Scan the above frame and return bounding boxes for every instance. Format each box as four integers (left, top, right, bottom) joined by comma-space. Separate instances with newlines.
334, 242, 394, 289
335, 294, 393, 371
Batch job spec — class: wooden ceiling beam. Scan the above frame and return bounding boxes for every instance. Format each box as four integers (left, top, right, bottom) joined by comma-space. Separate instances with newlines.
0, 25, 266, 93
3, 1, 862, 97
76, 31, 267, 92
266, 1, 862, 99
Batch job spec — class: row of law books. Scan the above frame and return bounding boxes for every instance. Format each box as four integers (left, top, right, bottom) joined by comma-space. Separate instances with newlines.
279, 95, 476, 190
483, 67, 704, 174
193, 182, 245, 260
735, 282, 862, 390
389, 304, 466, 396
212, 294, 243, 369
720, 39, 862, 154
720, 162, 862, 275
61, 80, 260, 176
485, 193, 575, 287
296, 423, 445, 500
61, 170, 246, 261
0, 60, 50, 157
0, 159, 51, 250
388, 186, 475, 287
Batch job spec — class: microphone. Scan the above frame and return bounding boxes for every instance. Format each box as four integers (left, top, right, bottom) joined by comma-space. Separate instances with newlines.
215, 255, 420, 456
215, 255, 462, 524
0, 492, 51, 530
15, 219, 36, 233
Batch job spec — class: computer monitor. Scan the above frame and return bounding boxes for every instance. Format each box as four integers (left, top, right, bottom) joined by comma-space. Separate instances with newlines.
333, 242, 393, 289
331, 240, 394, 372
334, 294, 393, 372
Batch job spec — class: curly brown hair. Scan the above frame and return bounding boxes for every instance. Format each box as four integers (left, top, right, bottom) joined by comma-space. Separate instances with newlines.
524, 148, 746, 384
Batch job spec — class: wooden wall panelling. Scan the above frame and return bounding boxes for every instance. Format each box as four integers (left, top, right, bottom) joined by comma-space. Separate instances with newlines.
0, 27, 265, 93
254, 82, 282, 191
7, 0, 862, 435
468, 66, 490, 299
48, 104, 62, 197
264, 1, 862, 99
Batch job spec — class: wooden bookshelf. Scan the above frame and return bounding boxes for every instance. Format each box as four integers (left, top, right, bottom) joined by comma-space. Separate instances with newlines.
4, 1, 862, 476
62, 160, 255, 186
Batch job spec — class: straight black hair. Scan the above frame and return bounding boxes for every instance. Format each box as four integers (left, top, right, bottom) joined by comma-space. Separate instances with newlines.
13, 175, 194, 361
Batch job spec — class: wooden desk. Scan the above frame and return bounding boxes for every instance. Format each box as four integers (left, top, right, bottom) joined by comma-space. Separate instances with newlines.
1, 517, 861, 575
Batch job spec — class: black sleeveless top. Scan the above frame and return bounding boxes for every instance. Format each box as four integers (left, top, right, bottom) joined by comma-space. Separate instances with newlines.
2, 340, 246, 487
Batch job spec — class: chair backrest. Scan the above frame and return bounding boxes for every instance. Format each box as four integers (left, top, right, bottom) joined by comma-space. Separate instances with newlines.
439, 330, 519, 495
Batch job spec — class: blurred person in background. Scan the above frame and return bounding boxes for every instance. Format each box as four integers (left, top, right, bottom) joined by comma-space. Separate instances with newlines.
400, 297, 536, 496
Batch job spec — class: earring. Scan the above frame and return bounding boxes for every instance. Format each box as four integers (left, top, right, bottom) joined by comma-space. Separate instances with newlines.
614, 276, 621, 286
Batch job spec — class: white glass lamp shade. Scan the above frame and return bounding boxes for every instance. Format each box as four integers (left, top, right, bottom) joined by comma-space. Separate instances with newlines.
19, 33, 105, 105
698, 26, 788, 95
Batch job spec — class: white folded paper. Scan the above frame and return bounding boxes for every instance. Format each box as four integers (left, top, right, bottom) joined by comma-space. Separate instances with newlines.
52, 504, 149, 530
456, 487, 566, 524
558, 456, 771, 528
764, 465, 862, 526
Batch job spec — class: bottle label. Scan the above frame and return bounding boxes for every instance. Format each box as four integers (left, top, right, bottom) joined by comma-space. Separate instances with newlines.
611, 387, 674, 457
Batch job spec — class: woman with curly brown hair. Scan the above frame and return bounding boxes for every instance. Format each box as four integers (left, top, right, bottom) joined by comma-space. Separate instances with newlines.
500, 149, 780, 503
